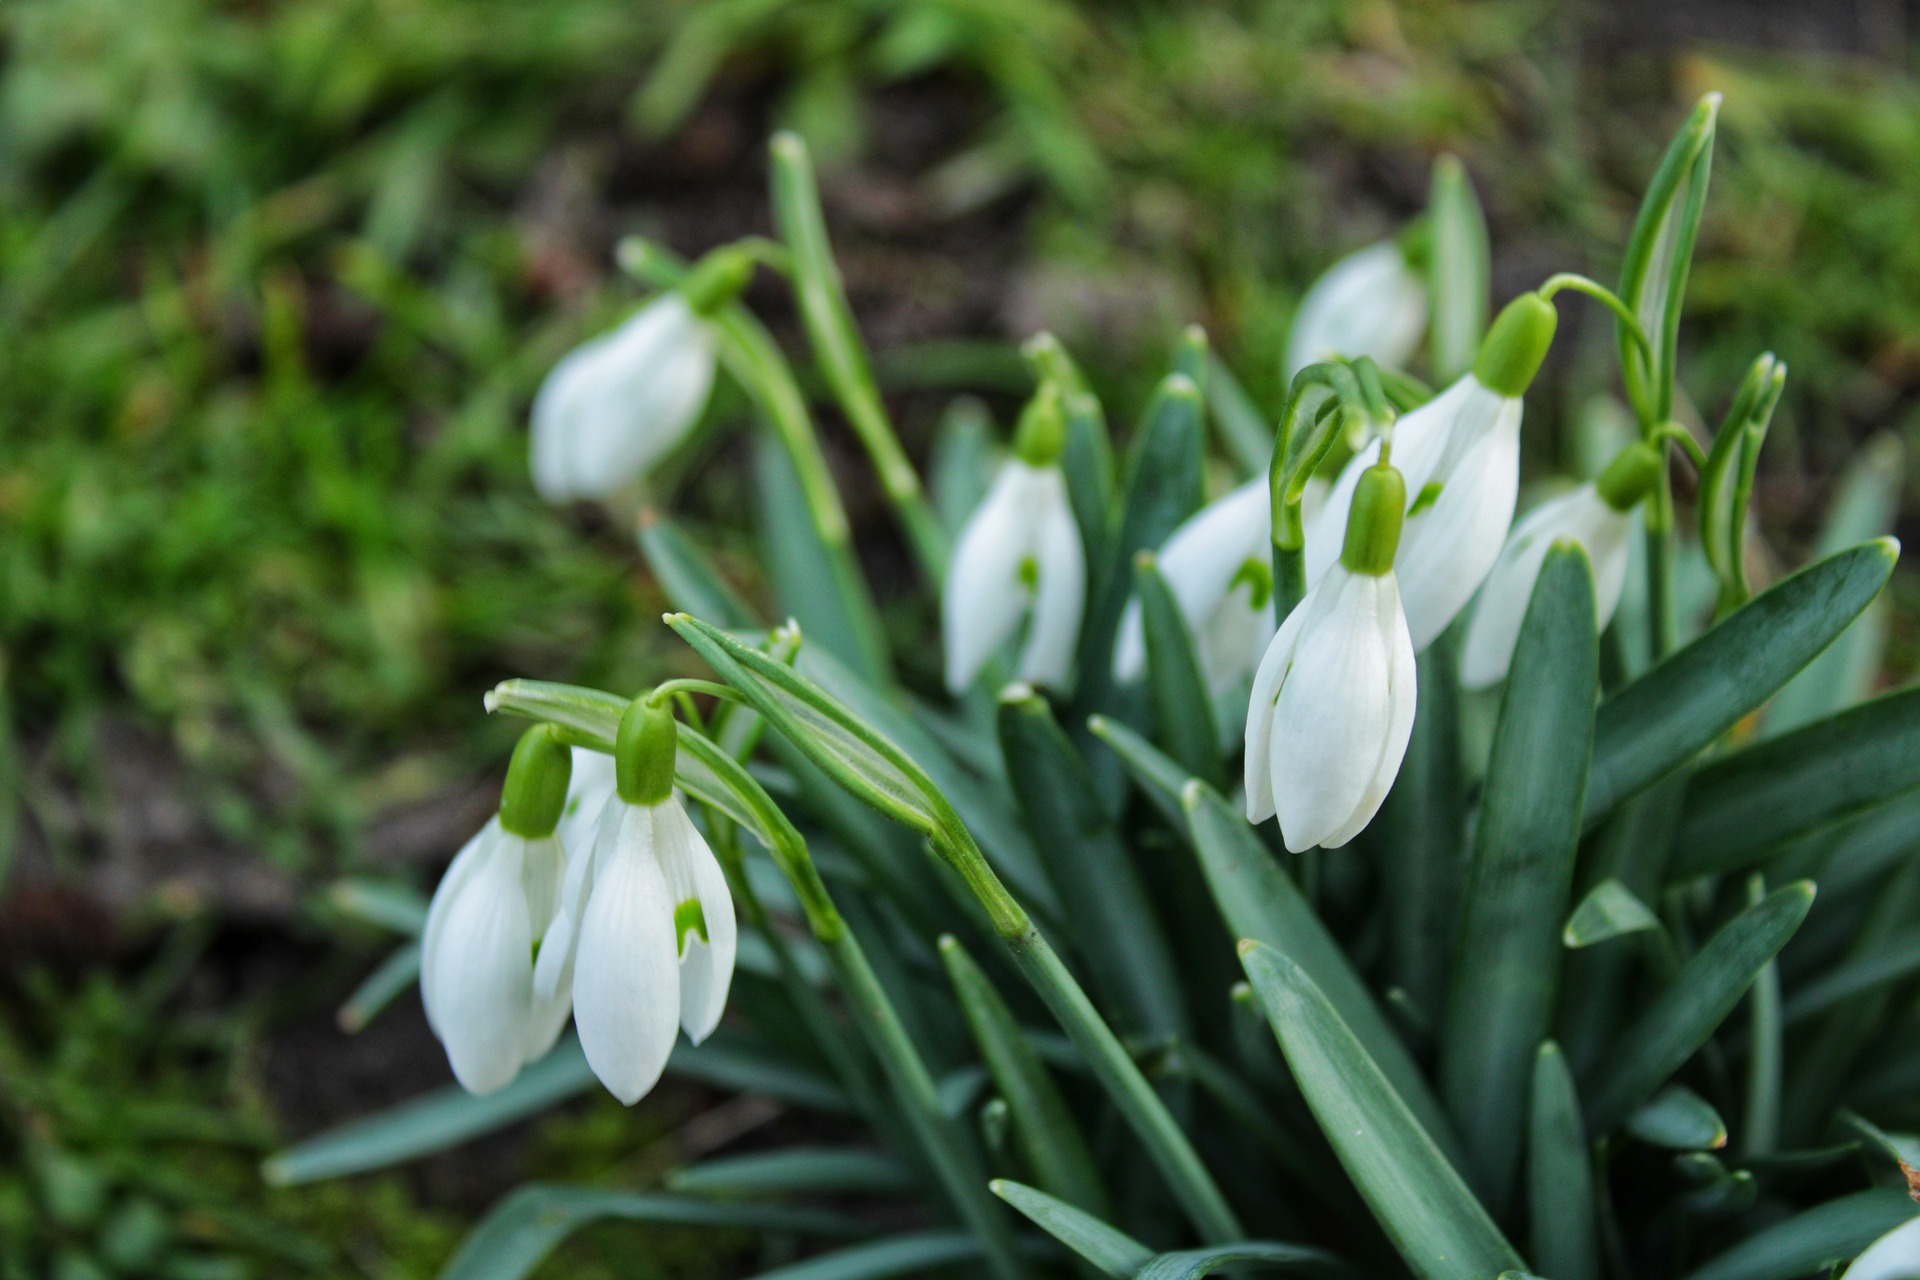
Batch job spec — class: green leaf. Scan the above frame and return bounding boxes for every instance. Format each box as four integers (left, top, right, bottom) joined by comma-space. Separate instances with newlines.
997, 687, 1186, 1039
1672, 684, 1920, 880
1086, 713, 1187, 830
1442, 545, 1598, 1209
1616, 94, 1719, 423
1427, 154, 1489, 385
328, 877, 427, 935
1134, 1243, 1350, 1279
1184, 783, 1465, 1165
748, 1232, 1012, 1280
637, 509, 760, 629
1785, 933, 1920, 1026
990, 1180, 1151, 1278
263, 1040, 598, 1184
1528, 1043, 1597, 1280
1135, 552, 1222, 786
336, 943, 420, 1034
1563, 880, 1661, 948
440, 1185, 862, 1280
1698, 355, 1784, 614
1684, 1189, 1918, 1280
930, 396, 997, 537
1586, 882, 1814, 1132
1626, 1086, 1727, 1150
1027, 334, 1115, 569
940, 936, 1108, 1217
1768, 433, 1905, 732
1239, 943, 1524, 1280
1206, 352, 1275, 475
667, 1148, 910, 1197
1583, 540, 1899, 825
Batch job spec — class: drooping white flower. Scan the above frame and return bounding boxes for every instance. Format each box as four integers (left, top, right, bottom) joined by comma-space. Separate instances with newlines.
422, 728, 577, 1095
943, 387, 1084, 693
1458, 443, 1660, 688
1843, 1214, 1920, 1280
1305, 293, 1558, 651
554, 746, 617, 856
1286, 240, 1429, 377
1112, 478, 1327, 696
530, 292, 720, 504
1245, 460, 1417, 852
533, 700, 736, 1105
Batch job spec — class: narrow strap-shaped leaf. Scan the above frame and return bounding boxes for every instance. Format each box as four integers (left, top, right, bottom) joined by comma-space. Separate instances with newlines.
940, 935, 1109, 1217
1563, 880, 1662, 948
930, 396, 997, 537
1134, 1243, 1351, 1280
638, 508, 760, 629
1086, 713, 1187, 829
1782, 930, 1920, 1026
1528, 1043, 1597, 1280
1626, 1086, 1727, 1151
1684, 1188, 1918, 1280
439, 1185, 865, 1280
1135, 553, 1223, 786
1378, 636, 1467, 1021
1767, 433, 1904, 732
1185, 782, 1465, 1166
998, 688, 1187, 1039
1671, 683, 1920, 879
749, 1232, 1012, 1280
1442, 545, 1598, 1210
328, 877, 427, 935
336, 943, 420, 1034
1206, 352, 1275, 475
1585, 882, 1814, 1132
1240, 943, 1524, 1280
666, 1148, 910, 1197
1428, 154, 1489, 385
1028, 334, 1116, 573
1584, 539, 1898, 825
991, 1180, 1151, 1278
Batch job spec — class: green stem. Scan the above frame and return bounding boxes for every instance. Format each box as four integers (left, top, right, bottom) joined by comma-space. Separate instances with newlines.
770, 131, 949, 584
1538, 273, 1654, 368
1651, 422, 1708, 472
1644, 451, 1676, 657
649, 678, 745, 706
1271, 544, 1307, 626
1741, 874, 1783, 1158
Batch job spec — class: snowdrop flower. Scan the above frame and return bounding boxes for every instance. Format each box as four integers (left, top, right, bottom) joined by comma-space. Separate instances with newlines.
1844, 1214, 1920, 1280
533, 697, 736, 1105
1459, 442, 1662, 688
422, 727, 575, 1094
943, 384, 1085, 693
1246, 458, 1417, 852
1286, 240, 1429, 377
1112, 478, 1328, 696
530, 250, 752, 504
554, 745, 617, 856
1306, 293, 1558, 650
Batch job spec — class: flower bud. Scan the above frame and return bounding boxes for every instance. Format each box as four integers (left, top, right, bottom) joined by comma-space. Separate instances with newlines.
1340, 462, 1407, 577
1012, 382, 1067, 467
1594, 440, 1663, 512
1472, 293, 1558, 398
498, 725, 574, 838
616, 696, 678, 806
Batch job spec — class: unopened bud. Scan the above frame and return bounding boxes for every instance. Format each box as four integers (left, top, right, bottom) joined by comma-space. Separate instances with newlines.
615, 695, 678, 806
498, 725, 573, 838
1595, 440, 1664, 511
1341, 462, 1407, 577
1012, 381, 1067, 466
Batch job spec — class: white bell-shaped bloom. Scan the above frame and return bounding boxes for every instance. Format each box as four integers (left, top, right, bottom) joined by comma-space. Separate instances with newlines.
1246, 463, 1418, 852
1286, 240, 1428, 377
534, 791, 736, 1105
1458, 485, 1634, 689
554, 746, 617, 856
421, 818, 571, 1094
1305, 294, 1557, 651
530, 292, 719, 504
943, 458, 1084, 693
1112, 478, 1327, 697
1844, 1215, 1920, 1280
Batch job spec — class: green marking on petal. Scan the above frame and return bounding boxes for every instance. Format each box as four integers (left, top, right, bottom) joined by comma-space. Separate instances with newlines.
1408, 480, 1444, 517
1231, 557, 1273, 610
1017, 555, 1040, 589
674, 899, 709, 955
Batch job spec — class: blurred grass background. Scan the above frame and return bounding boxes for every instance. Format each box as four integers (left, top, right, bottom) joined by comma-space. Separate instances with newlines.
2, 0, 1918, 1275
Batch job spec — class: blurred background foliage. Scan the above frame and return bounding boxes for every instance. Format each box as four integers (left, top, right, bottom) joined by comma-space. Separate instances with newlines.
1, 0, 1918, 1274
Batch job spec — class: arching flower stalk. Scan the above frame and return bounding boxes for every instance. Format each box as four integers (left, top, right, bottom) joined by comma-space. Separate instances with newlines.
533, 695, 736, 1105
1306, 293, 1559, 650
943, 383, 1086, 693
1246, 455, 1418, 853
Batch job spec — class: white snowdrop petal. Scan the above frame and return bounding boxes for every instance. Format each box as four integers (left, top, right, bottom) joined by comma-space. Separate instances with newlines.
1586, 504, 1636, 632
1458, 497, 1569, 689
944, 463, 1044, 691
1242, 596, 1308, 825
572, 804, 682, 1105
421, 821, 498, 1039
663, 801, 737, 1044
555, 747, 617, 858
1286, 241, 1429, 376
427, 837, 535, 1095
1017, 475, 1086, 689
1844, 1215, 1920, 1280
1271, 569, 1398, 852
1115, 479, 1272, 687
1319, 577, 1418, 849
1396, 401, 1522, 650
534, 794, 613, 1001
